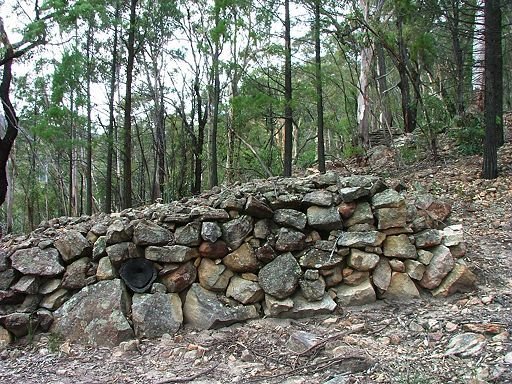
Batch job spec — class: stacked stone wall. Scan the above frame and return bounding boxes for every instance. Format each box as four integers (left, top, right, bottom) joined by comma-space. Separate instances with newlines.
0, 173, 476, 347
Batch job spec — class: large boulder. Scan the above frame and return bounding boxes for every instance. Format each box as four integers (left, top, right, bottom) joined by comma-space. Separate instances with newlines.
131, 292, 182, 338
54, 230, 92, 263
11, 248, 65, 277
183, 283, 259, 329
258, 253, 302, 299
221, 215, 254, 250
51, 279, 134, 347
132, 220, 172, 246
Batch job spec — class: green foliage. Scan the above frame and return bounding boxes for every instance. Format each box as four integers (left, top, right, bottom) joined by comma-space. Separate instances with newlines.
450, 114, 484, 155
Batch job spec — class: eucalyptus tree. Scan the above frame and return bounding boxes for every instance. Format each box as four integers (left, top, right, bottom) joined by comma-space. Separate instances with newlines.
482, 0, 503, 179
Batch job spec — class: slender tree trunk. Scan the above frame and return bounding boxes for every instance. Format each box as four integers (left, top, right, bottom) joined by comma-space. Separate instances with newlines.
356, 0, 373, 148
105, 1, 120, 213
482, 0, 502, 179
283, 0, 293, 176
376, 43, 392, 138
450, 2, 465, 115
314, 0, 325, 173
472, 0, 485, 110
122, 0, 138, 209
0, 47, 18, 207
85, 22, 93, 215
209, 38, 220, 188
397, 16, 415, 133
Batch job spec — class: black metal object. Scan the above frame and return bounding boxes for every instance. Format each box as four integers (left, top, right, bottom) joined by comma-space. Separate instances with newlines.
119, 258, 157, 293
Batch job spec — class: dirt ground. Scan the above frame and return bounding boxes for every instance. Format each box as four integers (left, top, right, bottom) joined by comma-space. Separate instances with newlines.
1, 135, 511, 384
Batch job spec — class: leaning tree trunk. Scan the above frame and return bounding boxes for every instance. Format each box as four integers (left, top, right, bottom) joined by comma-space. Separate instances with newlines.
0, 45, 19, 207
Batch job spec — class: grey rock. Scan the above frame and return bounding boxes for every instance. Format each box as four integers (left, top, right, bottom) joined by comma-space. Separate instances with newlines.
418, 249, 434, 265
258, 253, 302, 299
263, 294, 294, 316
96, 256, 116, 281
54, 230, 92, 263
131, 292, 182, 338
226, 276, 264, 304
344, 202, 374, 228
198, 258, 234, 292
38, 278, 61, 295
51, 279, 134, 346
383, 234, 417, 259
190, 206, 230, 221
40, 289, 71, 310
133, 220, 172, 246
432, 260, 476, 297
0, 269, 16, 290
279, 292, 337, 319
254, 219, 272, 239
381, 272, 420, 299
275, 228, 306, 252
92, 236, 107, 261
371, 189, 405, 209
337, 231, 386, 248
419, 245, 455, 289
273, 209, 307, 230
183, 283, 259, 329
299, 275, 326, 301
307, 206, 343, 231
372, 257, 392, 292
201, 222, 223, 242
404, 260, 426, 280
375, 205, 407, 230
338, 187, 370, 202
11, 248, 64, 277
221, 215, 253, 250
145, 245, 199, 263
347, 249, 379, 271
105, 220, 133, 245
298, 247, 344, 270
335, 279, 376, 306
223, 243, 259, 273
244, 196, 273, 218
12, 276, 39, 294
0, 312, 34, 337
61, 257, 92, 290
302, 190, 333, 207
0, 250, 8, 272
106, 242, 141, 266
415, 229, 443, 248
442, 225, 464, 247
175, 222, 202, 246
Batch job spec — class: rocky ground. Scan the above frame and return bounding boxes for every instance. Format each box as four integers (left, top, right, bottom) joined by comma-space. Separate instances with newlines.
0, 132, 511, 384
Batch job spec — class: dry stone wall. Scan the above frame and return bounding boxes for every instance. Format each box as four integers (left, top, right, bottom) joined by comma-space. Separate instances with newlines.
0, 173, 476, 348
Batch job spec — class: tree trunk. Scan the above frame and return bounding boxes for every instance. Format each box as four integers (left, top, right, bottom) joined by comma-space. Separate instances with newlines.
122, 0, 138, 209
472, 0, 485, 110
0, 45, 18, 207
85, 22, 93, 215
283, 0, 293, 176
105, 0, 120, 213
449, 2, 465, 115
356, 0, 373, 148
376, 43, 392, 138
482, 0, 502, 179
397, 15, 415, 133
314, 0, 326, 173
